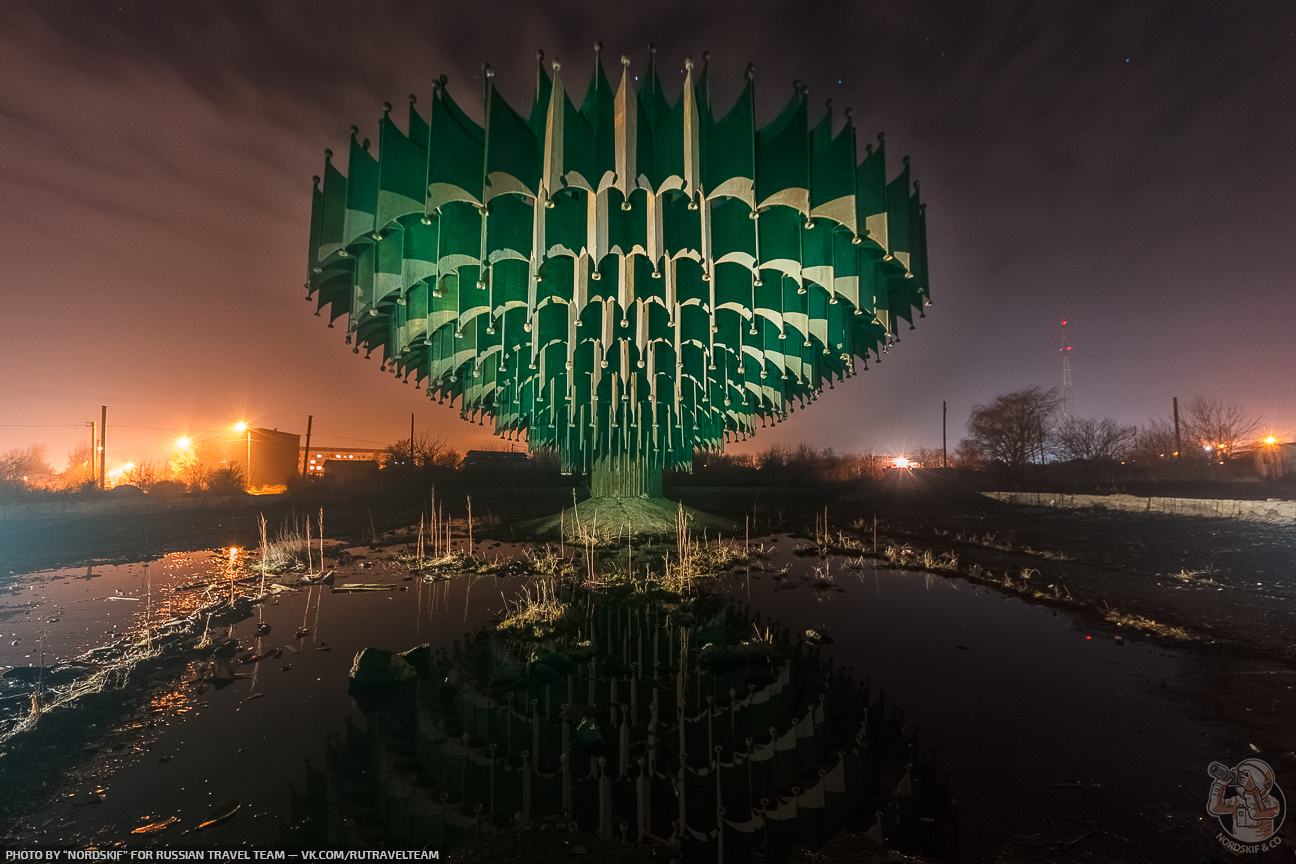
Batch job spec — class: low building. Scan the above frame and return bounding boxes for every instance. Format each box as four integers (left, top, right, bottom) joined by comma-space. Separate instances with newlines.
321, 458, 380, 483
1255, 442, 1296, 479
303, 446, 385, 477
195, 428, 301, 488
462, 450, 530, 469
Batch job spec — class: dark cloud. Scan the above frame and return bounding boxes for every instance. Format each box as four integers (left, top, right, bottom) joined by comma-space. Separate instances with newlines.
2, 0, 1293, 468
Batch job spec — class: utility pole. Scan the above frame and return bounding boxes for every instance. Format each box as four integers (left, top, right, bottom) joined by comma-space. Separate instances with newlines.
410, 411, 415, 460
99, 406, 107, 490
942, 401, 947, 469
301, 415, 313, 478
1060, 320, 1075, 421
86, 421, 96, 485
1172, 397, 1182, 459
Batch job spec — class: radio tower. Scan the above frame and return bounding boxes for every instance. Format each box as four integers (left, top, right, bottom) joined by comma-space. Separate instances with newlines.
1060, 320, 1075, 420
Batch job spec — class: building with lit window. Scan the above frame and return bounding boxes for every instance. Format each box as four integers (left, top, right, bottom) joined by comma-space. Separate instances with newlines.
302, 447, 386, 477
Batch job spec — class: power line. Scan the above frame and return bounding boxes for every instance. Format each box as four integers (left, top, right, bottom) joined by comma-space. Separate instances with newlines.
4, 422, 396, 448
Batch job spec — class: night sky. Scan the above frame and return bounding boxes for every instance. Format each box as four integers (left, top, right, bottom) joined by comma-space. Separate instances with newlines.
3, 1, 1294, 471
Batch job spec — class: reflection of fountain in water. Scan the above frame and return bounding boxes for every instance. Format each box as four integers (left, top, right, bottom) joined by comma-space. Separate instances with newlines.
286, 584, 955, 860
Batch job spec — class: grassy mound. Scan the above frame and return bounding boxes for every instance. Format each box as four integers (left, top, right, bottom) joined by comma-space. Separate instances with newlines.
515, 496, 735, 541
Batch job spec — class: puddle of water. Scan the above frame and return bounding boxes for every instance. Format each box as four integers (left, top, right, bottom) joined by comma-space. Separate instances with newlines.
7, 551, 519, 845
0, 536, 1225, 860
0, 552, 244, 673
729, 541, 1218, 858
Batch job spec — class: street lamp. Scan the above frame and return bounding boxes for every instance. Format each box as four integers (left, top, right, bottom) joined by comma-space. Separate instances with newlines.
234, 421, 250, 487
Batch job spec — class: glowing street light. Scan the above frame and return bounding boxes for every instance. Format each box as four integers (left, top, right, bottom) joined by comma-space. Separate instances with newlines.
233, 421, 251, 487
175, 436, 192, 450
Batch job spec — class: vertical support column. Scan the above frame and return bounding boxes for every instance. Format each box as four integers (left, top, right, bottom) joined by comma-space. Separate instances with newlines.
619, 710, 630, 780
531, 700, 540, 764
598, 756, 612, 837
648, 690, 659, 776
635, 756, 650, 842
677, 759, 687, 842
630, 662, 639, 726
521, 751, 532, 823
487, 744, 497, 826
561, 753, 572, 813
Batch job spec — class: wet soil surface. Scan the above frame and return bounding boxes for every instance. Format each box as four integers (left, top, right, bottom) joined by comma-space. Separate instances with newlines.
0, 481, 1293, 861
0, 537, 1238, 861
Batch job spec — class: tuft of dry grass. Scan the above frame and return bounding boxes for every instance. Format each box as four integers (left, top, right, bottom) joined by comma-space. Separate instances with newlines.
1171, 568, 1217, 584
797, 530, 873, 558
497, 578, 573, 641
1102, 610, 1192, 640
256, 517, 312, 575
521, 545, 579, 580
880, 544, 959, 574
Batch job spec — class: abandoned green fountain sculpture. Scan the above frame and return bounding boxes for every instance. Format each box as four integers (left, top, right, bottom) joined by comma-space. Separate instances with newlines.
305, 47, 930, 536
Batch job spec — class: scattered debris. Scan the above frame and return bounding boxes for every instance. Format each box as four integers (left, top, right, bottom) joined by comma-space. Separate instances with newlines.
131, 816, 179, 834
196, 798, 240, 830
805, 628, 835, 646
349, 648, 419, 685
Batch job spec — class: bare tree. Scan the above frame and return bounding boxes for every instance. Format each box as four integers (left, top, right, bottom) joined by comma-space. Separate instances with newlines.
1183, 396, 1260, 461
953, 438, 988, 469
1055, 417, 1138, 463
756, 443, 790, 472
966, 387, 1061, 473
381, 433, 461, 470
61, 443, 96, 490
206, 463, 246, 493
123, 459, 161, 491
172, 449, 208, 492
0, 444, 54, 486
1134, 417, 1179, 463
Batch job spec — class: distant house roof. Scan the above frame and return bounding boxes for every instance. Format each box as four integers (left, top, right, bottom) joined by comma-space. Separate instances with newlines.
463, 450, 529, 465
